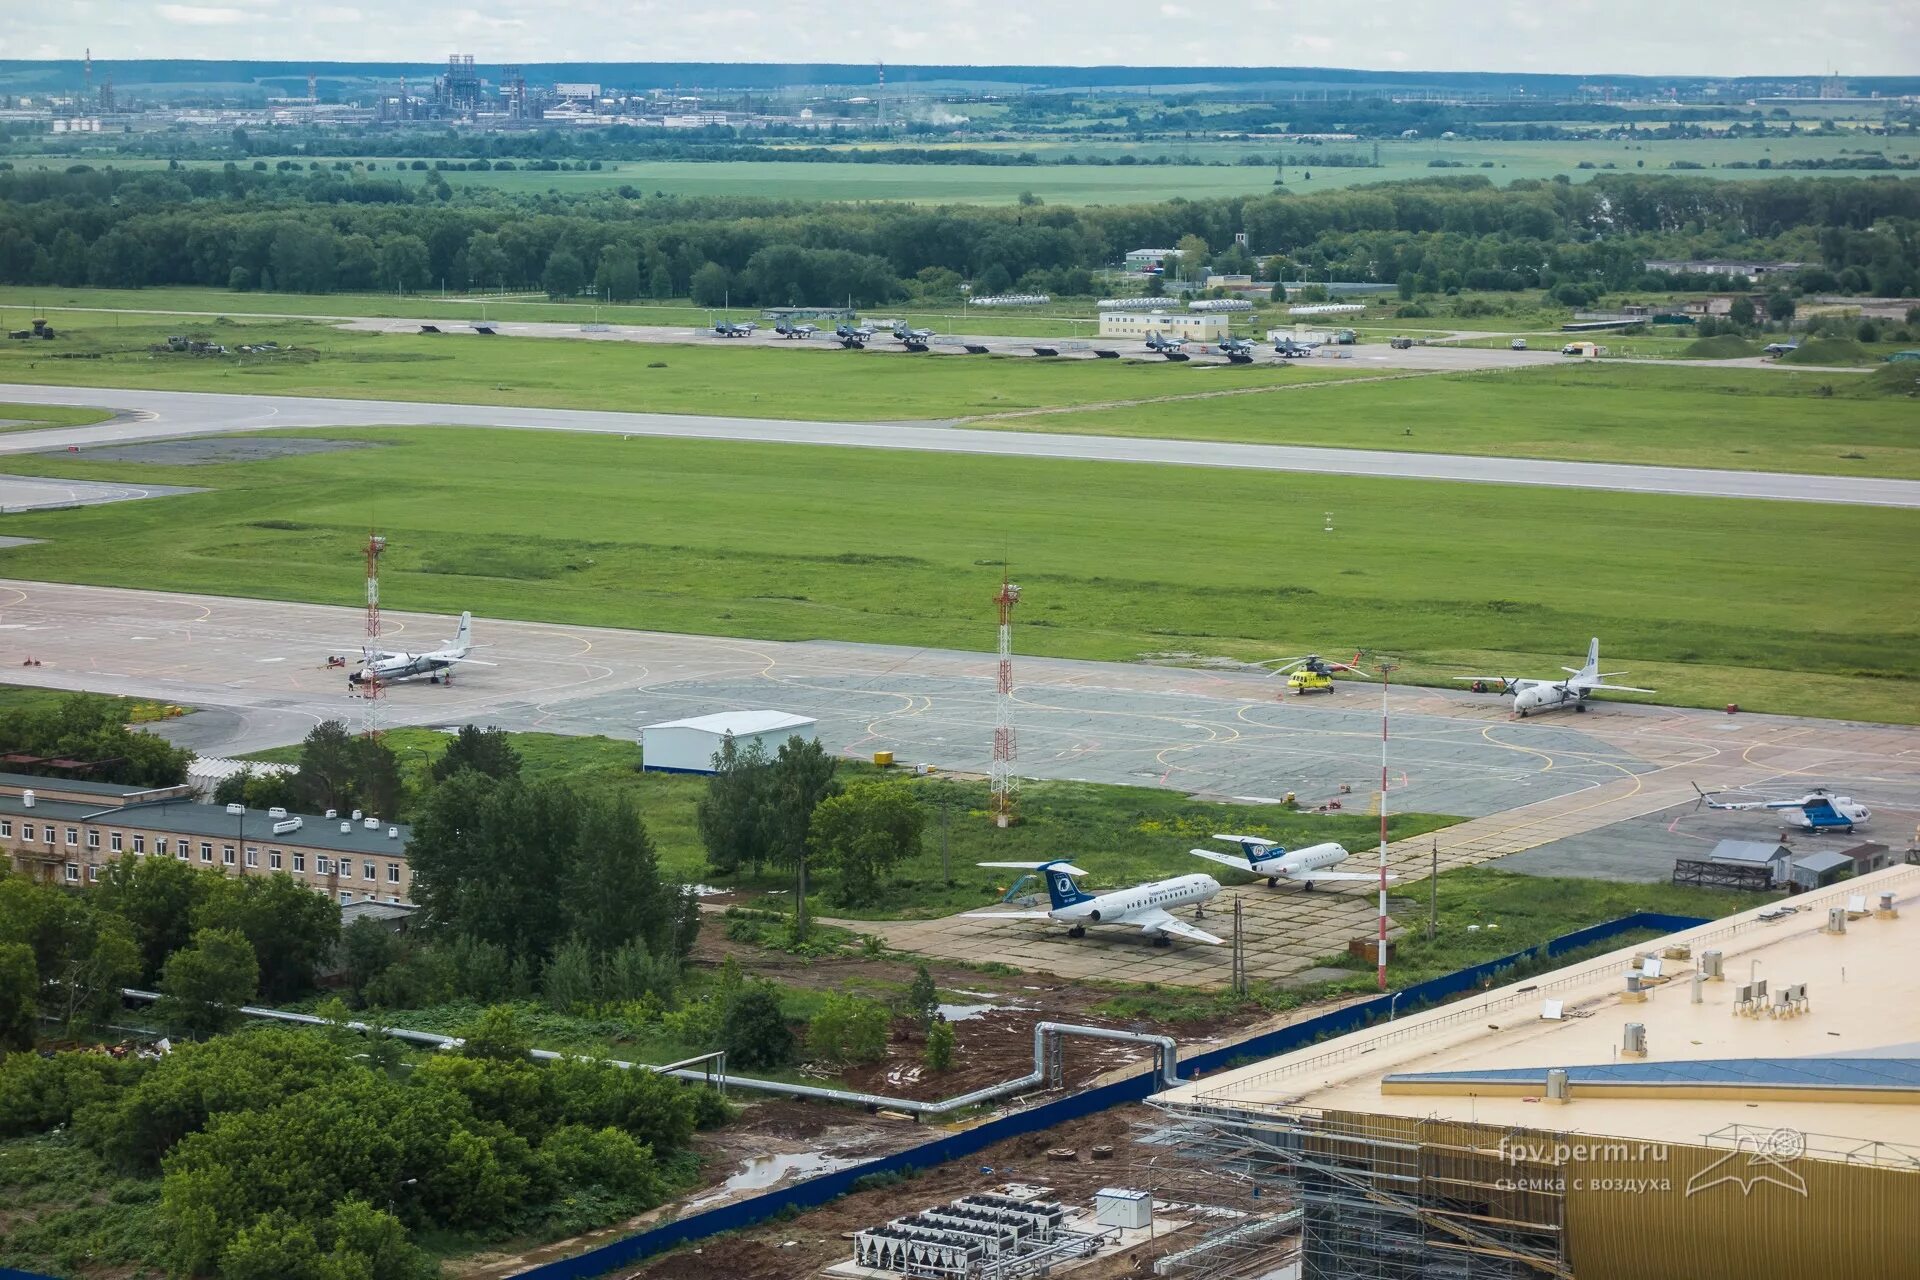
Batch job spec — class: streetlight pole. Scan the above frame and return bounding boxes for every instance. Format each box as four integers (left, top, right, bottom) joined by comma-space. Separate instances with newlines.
1377, 660, 1397, 991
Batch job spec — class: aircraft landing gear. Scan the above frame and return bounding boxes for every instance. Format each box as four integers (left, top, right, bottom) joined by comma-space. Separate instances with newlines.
1304, 880, 1316, 892
1151, 935, 1173, 948
1575, 702, 1587, 712
1067, 925, 1086, 939
1267, 876, 1280, 887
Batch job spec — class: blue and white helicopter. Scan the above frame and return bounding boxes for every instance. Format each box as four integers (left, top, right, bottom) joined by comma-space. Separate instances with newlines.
1692, 784, 1872, 834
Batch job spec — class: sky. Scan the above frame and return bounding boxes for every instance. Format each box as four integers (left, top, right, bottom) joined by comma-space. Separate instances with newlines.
2, 1, 1915, 78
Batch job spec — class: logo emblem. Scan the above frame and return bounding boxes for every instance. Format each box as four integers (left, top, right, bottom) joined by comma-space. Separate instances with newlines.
1685, 1128, 1809, 1199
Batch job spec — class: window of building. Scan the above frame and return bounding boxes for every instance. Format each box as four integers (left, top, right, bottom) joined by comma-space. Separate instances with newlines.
199, 842, 213, 863
292, 852, 305, 872
86, 829, 100, 850
269, 850, 282, 870
316, 856, 332, 876
339, 890, 352, 904
0, 820, 11, 837
110, 832, 123, 852
244, 848, 258, 868
132, 834, 145, 854
364, 860, 376, 881
18, 824, 31, 843
64, 862, 78, 882
221, 845, 235, 866
87, 864, 99, 882
387, 862, 400, 883
65, 827, 79, 847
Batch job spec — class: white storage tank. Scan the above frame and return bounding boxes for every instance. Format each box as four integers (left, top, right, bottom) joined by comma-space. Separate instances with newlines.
640, 710, 818, 775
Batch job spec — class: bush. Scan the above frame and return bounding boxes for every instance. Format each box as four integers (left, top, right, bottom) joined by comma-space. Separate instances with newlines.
807, 993, 890, 1066
541, 1123, 662, 1198
0, 1050, 140, 1137
721, 985, 794, 1070
925, 1019, 956, 1071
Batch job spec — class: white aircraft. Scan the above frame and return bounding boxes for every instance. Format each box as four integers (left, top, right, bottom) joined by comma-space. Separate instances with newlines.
1692, 784, 1872, 834
1189, 834, 1390, 890
963, 860, 1223, 946
1456, 638, 1653, 717
347, 612, 493, 688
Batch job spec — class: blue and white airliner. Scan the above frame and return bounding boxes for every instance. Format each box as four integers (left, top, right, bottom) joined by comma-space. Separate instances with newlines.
1188, 834, 1393, 890
963, 860, 1223, 946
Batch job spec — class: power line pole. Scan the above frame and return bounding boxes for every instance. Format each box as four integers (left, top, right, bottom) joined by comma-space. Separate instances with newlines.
990, 576, 1021, 827
1428, 838, 1439, 942
1232, 897, 1247, 997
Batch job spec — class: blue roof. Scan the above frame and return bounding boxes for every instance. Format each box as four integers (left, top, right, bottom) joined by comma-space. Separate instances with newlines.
1384, 1057, 1920, 1091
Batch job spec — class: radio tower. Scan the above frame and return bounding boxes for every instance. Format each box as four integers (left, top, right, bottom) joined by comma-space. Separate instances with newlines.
361, 532, 387, 739
990, 576, 1021, 827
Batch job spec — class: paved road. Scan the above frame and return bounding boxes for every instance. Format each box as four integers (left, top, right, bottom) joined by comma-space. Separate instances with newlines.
0, 384, 1912, 507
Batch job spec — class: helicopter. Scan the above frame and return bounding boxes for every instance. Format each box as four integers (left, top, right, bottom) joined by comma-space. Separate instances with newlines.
1261, 652, 1364, 695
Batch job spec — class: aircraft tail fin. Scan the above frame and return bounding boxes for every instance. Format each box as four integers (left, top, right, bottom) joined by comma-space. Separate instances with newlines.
1582, 637, 1600, 678
452, 611, 472, 652
1037, 861, 1093, 910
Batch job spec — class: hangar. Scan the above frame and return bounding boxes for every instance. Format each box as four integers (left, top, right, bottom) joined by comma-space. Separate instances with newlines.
640, 709, 818, 774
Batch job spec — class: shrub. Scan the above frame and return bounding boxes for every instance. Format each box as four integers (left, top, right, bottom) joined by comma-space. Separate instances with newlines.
925, 1019, 956, 1071
721, 985, 794, 1070
807, 993, 890, 1066
541, 1123, 662, 1198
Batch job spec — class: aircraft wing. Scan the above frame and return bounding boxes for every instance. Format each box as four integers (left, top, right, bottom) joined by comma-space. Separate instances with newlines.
1134, 908, 1223, 946
1580, 681, 1654, 694
1188, 847, 1255, 874
1293, 870, 1396, 883
959, 910, 1055, 921
445, 656, 497, 667
1455, 676, 1537, 690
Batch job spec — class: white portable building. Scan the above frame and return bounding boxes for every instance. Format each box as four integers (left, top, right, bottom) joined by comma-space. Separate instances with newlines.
640, 710, 818, 774
1094, 1187, 1152, 1230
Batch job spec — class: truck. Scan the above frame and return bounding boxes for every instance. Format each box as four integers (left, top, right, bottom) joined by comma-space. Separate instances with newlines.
1560, 341, 1608, 358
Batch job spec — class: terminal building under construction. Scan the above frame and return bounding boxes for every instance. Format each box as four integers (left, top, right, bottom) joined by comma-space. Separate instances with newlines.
1154, 865, 1920, 1280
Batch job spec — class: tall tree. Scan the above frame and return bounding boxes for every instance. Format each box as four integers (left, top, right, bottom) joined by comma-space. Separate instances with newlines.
541, 248, 586, 300
157, 927, 259, 1038
191, 873, 339, 1002
92, 854, 222, 981
405, 773, 581, 962
564, 794, 678, 956
0, 941, 37, 1051
767, 736, 841, 933
430, 724, 521, 784
809, 781, 925, 907
696, 735, 771, 877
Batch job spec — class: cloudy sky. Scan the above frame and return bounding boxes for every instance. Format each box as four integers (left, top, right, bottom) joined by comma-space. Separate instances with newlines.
3, 1, 1914, 77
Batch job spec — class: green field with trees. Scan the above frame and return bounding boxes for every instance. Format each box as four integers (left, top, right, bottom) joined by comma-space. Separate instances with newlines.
0, 428, 1912, 720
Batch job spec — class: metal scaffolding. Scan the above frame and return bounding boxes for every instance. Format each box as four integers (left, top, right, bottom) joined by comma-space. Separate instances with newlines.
1148, 1101, 1573, 1280
1117, 1117, 1303, 1280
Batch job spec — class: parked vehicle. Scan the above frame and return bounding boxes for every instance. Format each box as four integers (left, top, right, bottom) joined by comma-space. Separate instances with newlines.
1510, 338, 1528, 351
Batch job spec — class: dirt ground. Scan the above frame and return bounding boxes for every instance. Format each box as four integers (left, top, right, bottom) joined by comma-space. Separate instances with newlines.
620, 1105, 1256, 1280
693, 931, 1262, 1101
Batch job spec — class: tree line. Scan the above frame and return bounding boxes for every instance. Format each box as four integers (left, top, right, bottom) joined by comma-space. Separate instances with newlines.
1, 167, 1915, 304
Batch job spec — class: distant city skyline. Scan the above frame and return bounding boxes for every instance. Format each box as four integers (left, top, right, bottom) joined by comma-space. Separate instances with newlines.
2, 1, 1915, 79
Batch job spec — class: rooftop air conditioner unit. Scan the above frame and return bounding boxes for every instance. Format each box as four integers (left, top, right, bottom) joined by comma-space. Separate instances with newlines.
21, 790, 32, 808
225, 803, 245, 815
351, 810, 363, 822
272, 818, 302, 835
1826, 906, 1848, 935
1701, 949, 1724, 980
326, 809, 337, 819
364, 817, 379, 829
340, 821, 351, 833
1546, 1067, 1570, 1102
267, 807, 287, 819
1622, 1022, 1647, 1057
387, 826, 398, 839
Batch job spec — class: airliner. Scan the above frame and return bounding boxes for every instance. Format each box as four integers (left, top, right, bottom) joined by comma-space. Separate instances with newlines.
1188, 835, 1390, 890
962, 860, 1222, 946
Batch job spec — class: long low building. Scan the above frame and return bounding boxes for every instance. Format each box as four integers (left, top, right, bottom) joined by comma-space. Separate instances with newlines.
0, 772, 413, 905
1096, 310, 1229, 342
1155, 865, 1920, 1280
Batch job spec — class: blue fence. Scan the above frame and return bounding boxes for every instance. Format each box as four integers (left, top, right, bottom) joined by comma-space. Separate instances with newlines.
512, 910, 1706, 1280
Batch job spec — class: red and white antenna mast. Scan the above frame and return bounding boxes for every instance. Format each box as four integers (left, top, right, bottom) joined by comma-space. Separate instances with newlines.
362, 532, 387, 739
990, 576, 1021, 827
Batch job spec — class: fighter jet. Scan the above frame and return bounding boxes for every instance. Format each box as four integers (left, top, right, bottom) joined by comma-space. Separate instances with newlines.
774, 320, 816, 339
710, 321, 751, 338
347, 612, 494, 688
1144, 331, 1190, 361
891, 320, 936, 351
1217, 336, 1257, 363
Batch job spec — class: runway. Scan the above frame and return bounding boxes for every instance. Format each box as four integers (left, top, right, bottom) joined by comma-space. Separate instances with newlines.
0, 383, 1912, 507
8, 579, 1916, 985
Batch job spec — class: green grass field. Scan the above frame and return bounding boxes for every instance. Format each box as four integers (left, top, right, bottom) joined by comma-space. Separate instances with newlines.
0, 309, 1376, 419
1014, 362, 1920, 478
0, 426, 1912, 721
24, 133, 1904, 204
0, 400, 112, 433
246, 727, 1455, 920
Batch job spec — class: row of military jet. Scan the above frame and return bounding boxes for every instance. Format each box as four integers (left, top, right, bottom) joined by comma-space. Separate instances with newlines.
712, 317, 1315, 362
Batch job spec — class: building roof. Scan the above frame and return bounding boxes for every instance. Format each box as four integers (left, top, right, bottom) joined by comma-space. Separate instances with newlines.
341, 899, 419, 926
0, 790, 411, 857
188, 757, 299, 783
641, 710, 816, 736
0, 769, 178, 798
1159, 865, 1920, 1152
1708, 839, 1790, 865
1793, 850, 1855, 873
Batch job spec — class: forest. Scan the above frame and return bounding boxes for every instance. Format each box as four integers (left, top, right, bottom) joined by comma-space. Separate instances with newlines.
0, 166, 1915, 306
